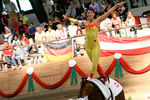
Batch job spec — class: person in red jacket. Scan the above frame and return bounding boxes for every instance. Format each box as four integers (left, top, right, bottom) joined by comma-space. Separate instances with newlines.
1, 41, 13, 69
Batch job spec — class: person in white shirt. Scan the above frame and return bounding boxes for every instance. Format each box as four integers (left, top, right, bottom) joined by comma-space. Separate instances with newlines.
100, 18, 112, 37
35, 27, 45, 44
56, 24, 67, 39
12, 45, 24, 69
68, 22, 77, 37
12, 35, 20, 46
45, 25, 57, 42
4, 26, 13, 45
126, 11, 137, 38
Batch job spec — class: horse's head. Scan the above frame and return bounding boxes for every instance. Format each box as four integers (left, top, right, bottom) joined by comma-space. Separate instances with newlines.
77, 77, 125, 100
78, 77, 105, 100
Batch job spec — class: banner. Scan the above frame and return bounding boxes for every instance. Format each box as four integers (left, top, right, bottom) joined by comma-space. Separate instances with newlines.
98, 34, 150, 56
43, 39, 73, 61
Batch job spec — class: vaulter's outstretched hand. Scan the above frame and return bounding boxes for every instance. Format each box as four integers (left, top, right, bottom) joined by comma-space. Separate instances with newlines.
63, 15, 66, 19
116, 1, 127, 7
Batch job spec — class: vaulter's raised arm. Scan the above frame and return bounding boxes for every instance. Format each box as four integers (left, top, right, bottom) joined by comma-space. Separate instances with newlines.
63, 15, 86, 26
96, 1, 126, 25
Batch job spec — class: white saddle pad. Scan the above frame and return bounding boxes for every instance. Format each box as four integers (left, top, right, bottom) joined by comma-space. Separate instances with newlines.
87, 77, 123, 100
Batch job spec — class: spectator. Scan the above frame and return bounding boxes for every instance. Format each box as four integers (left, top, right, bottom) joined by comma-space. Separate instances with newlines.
104, 3, 112, 19
100, 0, 107, 13
52, 16, 61, 30
89, 0, 101, 15
60, 0, 71, 14
70, 0, 80, 8
76, 26, 84, 36
19, 12, 28, 26
121, 22, 127, 37
3, 0, 18, 21
12, 35, 20, 46
45, 25, 58, 42
68, 22, 77, 37
12, 45, 23, 69
2, 11, 8, 26
117, 3, 127, 22
75, 3, 84, 19
52, 2, 62, 19
1, 41, 13, 69
112, 0, 118, 7
11, 16, 18, 36
66, 4, 76, 18
75, 26, 85, 56
111, 11, 122, 37
35, 27, 45, 44
48, 19, 53, 26
21, 33, 29, 45
16, 20, 28, 39
0, 19, 5, 34
42, 0, 53, 19
20, 40, 29, 57
28, 38, 38, 54
100, 18, 112, 37
4, 0, 17, 12
81, 12, 87, 20
28, 22, 36, 41
65, 4, 76, 25
81, 0, 90, 10
44, 23, 49, 32
126, 11, 137, 37
56, 24, 67, 39
3, 26, 13, 45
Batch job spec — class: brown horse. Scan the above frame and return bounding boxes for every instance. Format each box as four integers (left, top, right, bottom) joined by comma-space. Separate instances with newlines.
77, 77, 125, 100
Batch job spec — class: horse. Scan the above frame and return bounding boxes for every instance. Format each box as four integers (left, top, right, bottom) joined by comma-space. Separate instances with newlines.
69, 77, 125, 100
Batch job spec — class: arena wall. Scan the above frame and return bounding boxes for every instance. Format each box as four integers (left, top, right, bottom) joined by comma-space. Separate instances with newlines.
0, 54, 150, 100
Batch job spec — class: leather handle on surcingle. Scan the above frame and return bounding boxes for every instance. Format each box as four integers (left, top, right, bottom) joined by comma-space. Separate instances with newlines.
98, 76, 110, 84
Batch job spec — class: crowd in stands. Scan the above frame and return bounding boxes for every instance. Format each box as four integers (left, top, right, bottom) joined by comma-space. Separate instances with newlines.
0, 0, 144, 71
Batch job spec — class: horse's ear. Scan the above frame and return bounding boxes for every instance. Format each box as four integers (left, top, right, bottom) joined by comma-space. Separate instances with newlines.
80, 77, 87, 86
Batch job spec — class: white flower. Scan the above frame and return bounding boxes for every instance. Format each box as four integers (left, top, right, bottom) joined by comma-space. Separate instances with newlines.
68, 60, 76, 67
114, 53, 122, 59
27, 67, 34, 75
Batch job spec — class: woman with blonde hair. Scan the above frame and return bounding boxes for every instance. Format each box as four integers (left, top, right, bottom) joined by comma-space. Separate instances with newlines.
126, 11, 137, 37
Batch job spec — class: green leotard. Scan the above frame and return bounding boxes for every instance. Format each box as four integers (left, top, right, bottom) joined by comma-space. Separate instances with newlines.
85, 21, 100, 74
66, 17, 100, 74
